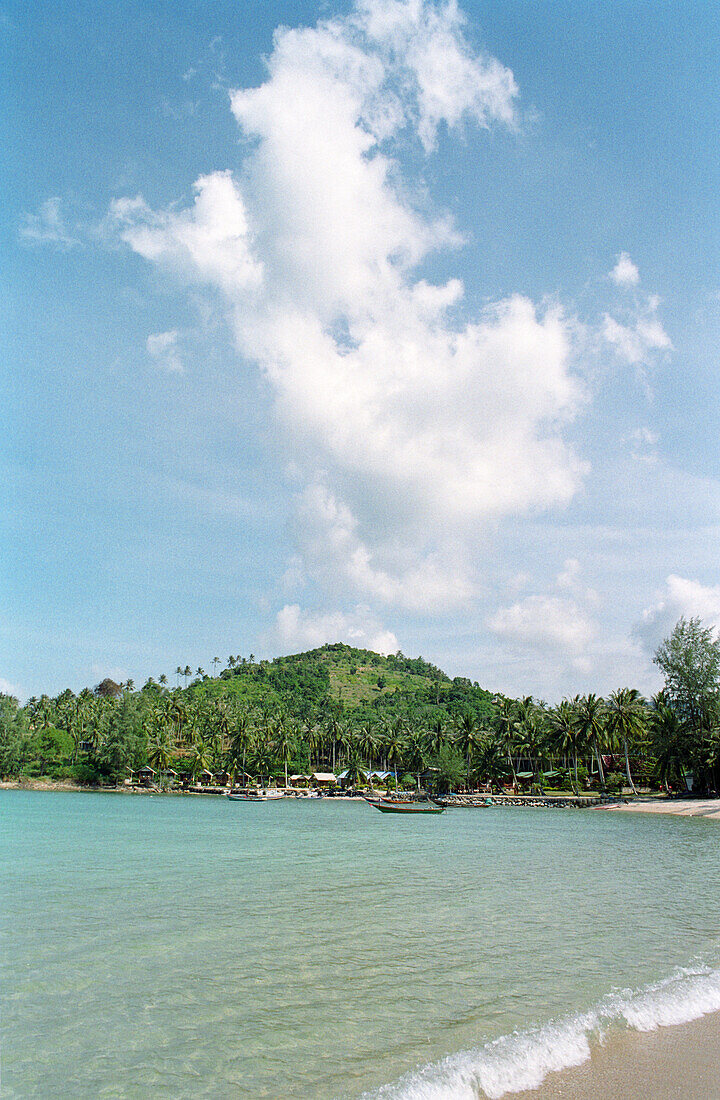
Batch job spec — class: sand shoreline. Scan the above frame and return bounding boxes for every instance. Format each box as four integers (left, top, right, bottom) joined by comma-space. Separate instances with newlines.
4, 780, 720, 818
513, 1009, 720, 1100
597, 796, 720, 820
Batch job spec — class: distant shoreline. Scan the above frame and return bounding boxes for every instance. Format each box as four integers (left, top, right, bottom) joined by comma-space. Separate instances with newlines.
4, 779, 720, 818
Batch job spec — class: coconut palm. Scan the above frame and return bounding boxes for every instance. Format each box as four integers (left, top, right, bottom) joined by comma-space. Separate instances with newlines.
424, 714, 449, 760
273, 715, 295, 788
607, 688, 648, 796
574, 694, 608, 790
549, 700, 582, 793
455, 712, 484, 788
513, 698, 546, 789
148, 731, 172, 789
494, 696, 519, 787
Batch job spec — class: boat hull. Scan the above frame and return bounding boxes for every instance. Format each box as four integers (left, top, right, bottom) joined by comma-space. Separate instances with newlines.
365, 798, 444, 814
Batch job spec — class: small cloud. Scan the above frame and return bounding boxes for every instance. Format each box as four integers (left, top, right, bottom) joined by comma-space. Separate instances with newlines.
0, 676, 23, 700
146, 329, 184, 373
610, 251, 639, 287
488, 560, 600, 658
602, 310, 671, 367
628, 426, 659, 464
269, 603, 399, 656
20, 197, 79, 248
635, 575, 720, 655
487, 594, 597, 654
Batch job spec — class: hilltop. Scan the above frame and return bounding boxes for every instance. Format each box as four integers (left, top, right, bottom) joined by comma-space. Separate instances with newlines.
184, 643, 494, 723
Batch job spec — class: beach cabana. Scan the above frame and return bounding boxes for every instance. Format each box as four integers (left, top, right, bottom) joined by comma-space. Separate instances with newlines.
136, 766, 156, 788
311, 772, 337, 787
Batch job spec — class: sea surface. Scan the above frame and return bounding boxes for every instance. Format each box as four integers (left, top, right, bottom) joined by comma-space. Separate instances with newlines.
2, 791, 720, 1098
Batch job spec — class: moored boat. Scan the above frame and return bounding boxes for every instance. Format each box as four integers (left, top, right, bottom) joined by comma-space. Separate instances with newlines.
365, 796, 444, 814
227, 788, 284, 801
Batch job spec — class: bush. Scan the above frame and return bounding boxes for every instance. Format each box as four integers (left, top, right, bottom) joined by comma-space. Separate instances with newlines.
68, 763, 103, 785
605, 770, 624, 794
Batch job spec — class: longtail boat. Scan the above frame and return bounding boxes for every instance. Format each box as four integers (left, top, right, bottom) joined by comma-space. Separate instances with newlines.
365, 796, 444, 814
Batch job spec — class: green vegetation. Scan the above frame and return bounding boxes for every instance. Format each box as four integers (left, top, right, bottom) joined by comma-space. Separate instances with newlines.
2, 620, 720, 794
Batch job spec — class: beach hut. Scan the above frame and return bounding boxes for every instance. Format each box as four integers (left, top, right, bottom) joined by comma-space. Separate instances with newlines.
311, 772, 337, 788
136, 766, 156, 788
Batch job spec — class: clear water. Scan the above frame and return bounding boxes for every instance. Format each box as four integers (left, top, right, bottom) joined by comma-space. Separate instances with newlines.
2, 791, 720, 1098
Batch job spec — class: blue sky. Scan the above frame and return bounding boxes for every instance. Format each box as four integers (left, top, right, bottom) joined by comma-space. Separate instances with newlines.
3, 0, 720, 700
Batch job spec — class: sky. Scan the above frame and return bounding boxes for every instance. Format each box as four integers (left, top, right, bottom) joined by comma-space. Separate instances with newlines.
2, 0, 720, 702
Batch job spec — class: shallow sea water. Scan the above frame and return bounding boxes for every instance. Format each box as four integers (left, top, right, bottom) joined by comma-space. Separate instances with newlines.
2, 791, 720, 1098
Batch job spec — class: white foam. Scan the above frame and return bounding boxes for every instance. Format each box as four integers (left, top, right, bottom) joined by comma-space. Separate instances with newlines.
364, 964, 720, 1100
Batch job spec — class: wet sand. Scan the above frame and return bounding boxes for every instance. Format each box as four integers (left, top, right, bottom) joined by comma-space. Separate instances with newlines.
514, 1011, 720, 1100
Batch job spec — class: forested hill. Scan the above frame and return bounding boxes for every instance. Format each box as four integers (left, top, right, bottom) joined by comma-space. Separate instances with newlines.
185, 644, 493, 723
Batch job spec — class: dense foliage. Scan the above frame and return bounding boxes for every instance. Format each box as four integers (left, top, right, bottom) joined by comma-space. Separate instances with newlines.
3, 625, 719, 793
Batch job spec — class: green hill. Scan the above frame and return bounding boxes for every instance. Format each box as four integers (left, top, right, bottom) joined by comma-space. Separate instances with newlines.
189, 643, 493, 723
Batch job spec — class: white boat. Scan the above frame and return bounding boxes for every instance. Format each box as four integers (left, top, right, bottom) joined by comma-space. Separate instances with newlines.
227, 788, 284, 801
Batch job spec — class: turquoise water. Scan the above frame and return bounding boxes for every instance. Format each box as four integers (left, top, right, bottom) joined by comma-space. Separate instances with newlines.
3, 792, 720, 1098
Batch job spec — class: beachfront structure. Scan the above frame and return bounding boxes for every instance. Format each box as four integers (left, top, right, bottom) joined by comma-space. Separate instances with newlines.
311, 772, 337, 786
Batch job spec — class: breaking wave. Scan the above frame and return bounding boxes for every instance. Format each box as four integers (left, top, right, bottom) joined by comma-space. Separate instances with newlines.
363, 963, 720, 1099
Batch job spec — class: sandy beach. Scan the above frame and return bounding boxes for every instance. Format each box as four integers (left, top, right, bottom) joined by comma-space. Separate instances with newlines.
515, 1010, 720, 1100
598, 798, 720, 820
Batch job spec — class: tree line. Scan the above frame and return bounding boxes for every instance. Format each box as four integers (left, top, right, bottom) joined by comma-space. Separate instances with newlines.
1, 618, 719, 794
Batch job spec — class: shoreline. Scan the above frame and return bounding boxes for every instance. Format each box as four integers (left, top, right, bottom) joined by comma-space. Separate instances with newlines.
4, 780, 720, 818
4, 780, 720, 820
596, 796, 720, 820
513, 1009, 720, 1100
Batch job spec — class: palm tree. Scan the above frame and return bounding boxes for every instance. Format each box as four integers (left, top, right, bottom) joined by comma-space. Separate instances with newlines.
425, 715, 449, 759
212, 657, 220, 678
649, 696, 686, 792
183, 665, 192, 688
148, 732, 172, 789
188, 736, 212, 784
607, 688, 648, 796
456, 712, 483, 788
276, 716, 297, 788
358, 723, 381, 784
227, 712, 253, 787
494, 696, 519, 788
575, 694, 608, 790
549, 700, 582, 793
513, 698, 546, 790
384, 718, 407, 789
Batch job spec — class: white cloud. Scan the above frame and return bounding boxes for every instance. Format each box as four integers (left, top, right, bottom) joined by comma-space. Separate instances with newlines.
488, 559, 599, 660
609, 251, 639, 286
359, 0, 519, 149
488, 594, 596, 654
146, 329, 184, 373
111, 172, 263, 296
20, 197, 78, 247
635, 574, 720, 654
270, 603, 399, 655
603, 311, 671, 366
294, 481, 477, 612
111, 1, 586, 615
0, 676, 23, 700
628, 426, 659, 464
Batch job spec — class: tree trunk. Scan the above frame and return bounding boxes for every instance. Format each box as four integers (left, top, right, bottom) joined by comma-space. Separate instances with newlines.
594, 742, 605, 789
623, 736, 638, 796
